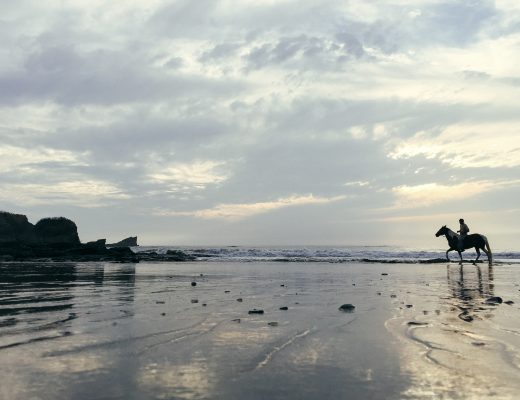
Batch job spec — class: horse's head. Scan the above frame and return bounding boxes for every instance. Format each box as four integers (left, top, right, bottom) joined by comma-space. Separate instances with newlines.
435, 225, 447, 237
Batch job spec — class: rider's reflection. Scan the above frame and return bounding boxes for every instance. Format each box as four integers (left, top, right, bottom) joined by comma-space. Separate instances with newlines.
446, 264, 494, 322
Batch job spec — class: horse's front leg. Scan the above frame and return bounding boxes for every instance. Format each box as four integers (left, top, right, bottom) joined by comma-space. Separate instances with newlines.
457, 250, 463, 264
474, 247, 481, 264
446, 248, 453, 261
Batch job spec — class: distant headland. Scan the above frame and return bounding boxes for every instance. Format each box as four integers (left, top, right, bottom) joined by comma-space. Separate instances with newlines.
0, 211, 193, 262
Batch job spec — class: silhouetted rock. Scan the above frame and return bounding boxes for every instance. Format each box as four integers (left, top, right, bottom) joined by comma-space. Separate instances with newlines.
0, 211, 192, 263
34, 217, 80, 246
0, 211, 38, 244
107, 236, 138, 247
84, 239, 107, 250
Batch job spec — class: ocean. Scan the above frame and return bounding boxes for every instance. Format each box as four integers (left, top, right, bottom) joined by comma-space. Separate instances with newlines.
135, 245, 520, 264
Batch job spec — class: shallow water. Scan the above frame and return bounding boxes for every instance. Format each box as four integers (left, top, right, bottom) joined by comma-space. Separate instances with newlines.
1, 261, 519, 399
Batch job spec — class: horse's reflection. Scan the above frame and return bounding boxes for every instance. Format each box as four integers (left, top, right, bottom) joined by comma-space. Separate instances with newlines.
446, 264, 494, 322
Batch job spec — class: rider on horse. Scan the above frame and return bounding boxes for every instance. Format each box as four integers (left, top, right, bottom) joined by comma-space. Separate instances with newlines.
457, 218, 469, 251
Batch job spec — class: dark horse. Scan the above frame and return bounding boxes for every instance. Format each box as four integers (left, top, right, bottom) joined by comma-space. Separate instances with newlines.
435, 226, 492, 265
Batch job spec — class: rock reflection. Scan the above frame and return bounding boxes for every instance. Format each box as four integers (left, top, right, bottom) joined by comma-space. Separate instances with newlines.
0, 263, 137, 349
446, 264, 494, 322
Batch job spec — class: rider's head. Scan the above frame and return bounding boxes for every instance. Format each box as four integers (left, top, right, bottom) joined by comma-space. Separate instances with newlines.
459, 218, 464, 223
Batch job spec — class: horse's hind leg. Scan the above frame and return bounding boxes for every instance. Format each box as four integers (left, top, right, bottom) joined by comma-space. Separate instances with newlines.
474, 247, 481, 264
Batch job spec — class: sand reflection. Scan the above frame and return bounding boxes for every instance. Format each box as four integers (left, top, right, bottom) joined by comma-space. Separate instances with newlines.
138, 360, 214, 400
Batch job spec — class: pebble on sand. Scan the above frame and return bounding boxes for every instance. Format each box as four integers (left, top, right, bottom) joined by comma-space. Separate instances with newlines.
339, 304, 355, 312
485, 296, 503, 304
191, 299, 199, 304
248, 309, 264, 314
268, 322, 279, 327
505, 300, 514, 305
191, 282, 197, 287
279, 306, 289, 310
407, 321, 428, 326
237, 298, 243, 302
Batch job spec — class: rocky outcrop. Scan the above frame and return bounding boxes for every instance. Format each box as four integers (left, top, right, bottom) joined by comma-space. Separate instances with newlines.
0, 212, 39, 244
0, 211, 192, 263
34, 217, 81, 246
107, 236, 138, 247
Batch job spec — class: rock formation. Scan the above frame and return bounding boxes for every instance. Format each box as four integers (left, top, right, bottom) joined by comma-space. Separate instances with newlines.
107, 236, 138, 247
0, 211, 192, 262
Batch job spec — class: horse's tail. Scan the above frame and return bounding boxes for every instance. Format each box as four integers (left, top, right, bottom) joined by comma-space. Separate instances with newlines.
482, 235, 493, 264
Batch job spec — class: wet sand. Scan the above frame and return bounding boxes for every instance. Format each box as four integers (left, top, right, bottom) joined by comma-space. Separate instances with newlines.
1, 261, 519, 399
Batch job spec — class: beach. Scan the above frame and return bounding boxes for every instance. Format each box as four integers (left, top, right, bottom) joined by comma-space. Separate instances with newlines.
1, 260, 519, 399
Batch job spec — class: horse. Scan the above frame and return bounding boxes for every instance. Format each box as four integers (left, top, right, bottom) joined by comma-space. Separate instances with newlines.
435, 225, 492, 265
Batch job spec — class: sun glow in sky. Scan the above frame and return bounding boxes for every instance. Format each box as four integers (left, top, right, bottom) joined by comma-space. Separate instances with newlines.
1, 1, 519, 248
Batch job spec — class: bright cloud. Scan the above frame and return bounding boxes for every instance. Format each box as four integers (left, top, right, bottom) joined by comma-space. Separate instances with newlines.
0, 145, 85, 173
0, 180, 129, 207
158, 194, 346, 219
392, 181, 496, 208
389, 123, 520, 168
149, 160, 229, 188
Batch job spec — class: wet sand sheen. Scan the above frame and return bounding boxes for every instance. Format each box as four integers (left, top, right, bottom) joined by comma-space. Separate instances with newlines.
0, 261, 519, 399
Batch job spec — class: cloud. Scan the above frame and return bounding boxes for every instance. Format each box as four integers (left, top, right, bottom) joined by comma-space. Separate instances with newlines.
157, 194, 347, 219
0, 145, 86, 173
149, 160, 229, 188
392, 181, 496, 208
389, 123, 520, 168
0, 180, 129, 207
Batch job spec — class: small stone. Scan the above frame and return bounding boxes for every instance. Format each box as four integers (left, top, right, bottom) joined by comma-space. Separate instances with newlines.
406, 304, 413, 308
161, 312, 166, 316
381, 273, 388, 276
472, 342, 486, 346
407, 321, 428, 326
191, 299, 199, 304
248, 309, 264, 314
279, 306, 289, 310
156, 301, 165, 304
191, 282, 197, 287
505, 300, 514, 305
232, 318, 241, 323
390, 294, 397, 298
268, 322, 279, 327
423, 310, 429, 315
225, 290, 231, 293
377, 292, 382, 295
339, 304, 355, 312
237, 298, 243, 302
485, 296, 503, 304
280, 284, 285, 287
202, 303, 207, 307
458, 313, 473, 322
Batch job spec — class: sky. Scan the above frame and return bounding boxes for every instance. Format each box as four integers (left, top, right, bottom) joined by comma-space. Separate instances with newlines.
1, 0, 519, 248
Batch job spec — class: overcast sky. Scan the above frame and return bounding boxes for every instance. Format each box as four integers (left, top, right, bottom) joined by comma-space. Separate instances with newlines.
1, 0, 519, 248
